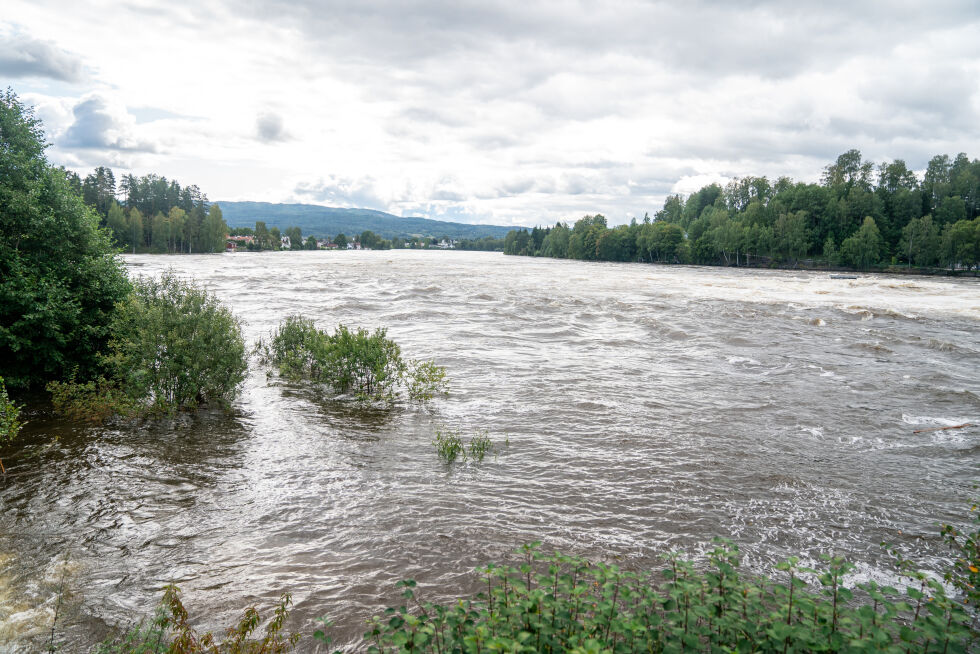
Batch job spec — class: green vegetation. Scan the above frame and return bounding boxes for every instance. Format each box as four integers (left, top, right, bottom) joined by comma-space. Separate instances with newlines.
0, 376, 23, 472
266, 315, 448, 404
217, 201, 517, 241
433, 427, 465, 463
0, 90, 132, 390
64, 164, 229, 254
103, 273, 247, 415
356, 539, 977, 654
95, 585, 299, 653
504, 150, 980, 272
48, 273, 247, 420
433, 427, 496, 463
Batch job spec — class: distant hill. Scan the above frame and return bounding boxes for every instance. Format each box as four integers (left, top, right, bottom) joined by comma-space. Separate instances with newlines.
215, 202, 520, 240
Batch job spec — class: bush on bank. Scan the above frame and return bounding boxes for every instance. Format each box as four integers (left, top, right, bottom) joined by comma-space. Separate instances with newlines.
49, 273, 248, 420
266, 315, 448, 404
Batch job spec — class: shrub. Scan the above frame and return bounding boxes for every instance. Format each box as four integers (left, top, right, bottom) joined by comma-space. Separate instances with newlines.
0, 376, 23, 472
47, 375, 134, 423
407, 360, 449, 404
267, 316, 447, 404
96, 585, 299, 653
96, 272, 247, 417
433, 427, 496, 464
433, 427, 465, 463
353, 540, 978, 654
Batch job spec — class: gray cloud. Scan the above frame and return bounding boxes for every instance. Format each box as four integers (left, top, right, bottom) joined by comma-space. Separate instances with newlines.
256, 112, 289, 142
62, 96, 158, 152
0, 34, 83, 82
294, 175, 387, 210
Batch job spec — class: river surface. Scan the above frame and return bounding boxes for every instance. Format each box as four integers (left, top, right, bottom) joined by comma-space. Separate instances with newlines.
1, 251, 978, 651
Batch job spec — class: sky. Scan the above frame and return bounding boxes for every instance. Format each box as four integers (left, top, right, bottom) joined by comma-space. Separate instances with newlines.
3, 1, 980, 227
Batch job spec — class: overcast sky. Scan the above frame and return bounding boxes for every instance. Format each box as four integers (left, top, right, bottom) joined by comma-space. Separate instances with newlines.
4, 1, 980, 226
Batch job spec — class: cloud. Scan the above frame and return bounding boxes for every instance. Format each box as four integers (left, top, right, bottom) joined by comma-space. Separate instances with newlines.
293, 175, 388, 210
62, 95, 158, 152
256, 111, 289, 142
0, 34, 83, 82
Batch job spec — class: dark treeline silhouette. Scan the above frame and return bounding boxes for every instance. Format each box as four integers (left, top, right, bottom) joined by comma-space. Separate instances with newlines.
504, 150, 980, 272
63, 165, 229, 254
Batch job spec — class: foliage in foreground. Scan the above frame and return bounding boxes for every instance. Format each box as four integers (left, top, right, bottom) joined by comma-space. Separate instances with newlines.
265, 315, 448, 404
96, 585, 299, 653
354, 541, 978, 654
48, 272, 248, 420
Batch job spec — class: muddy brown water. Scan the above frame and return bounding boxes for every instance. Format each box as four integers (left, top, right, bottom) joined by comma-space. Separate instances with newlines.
1, 251, 978, 651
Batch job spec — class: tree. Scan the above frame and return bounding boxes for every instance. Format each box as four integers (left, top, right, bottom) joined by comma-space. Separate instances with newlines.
305, 235, 318, 250
201, 204, 228, 253
899, 215, 940, 268
255, 221, 270, 250
840, 216, 883, 269
0, 90, 131, 389
106, 201, 128, 248
269, 226, 281, 249
285, 226, 302, 250
334, 233, 348, 249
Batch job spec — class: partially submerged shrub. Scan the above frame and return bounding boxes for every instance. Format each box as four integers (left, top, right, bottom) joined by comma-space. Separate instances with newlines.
0, 376, 23, 472
433, 427, 496, 464
96, 585, 300, 653
47, 375, 134, 424
47, 272, 247, 421
433, 427, 465, 463
266, 315, 447, 404
355, 540, 978, 654
102, 272, 247, 416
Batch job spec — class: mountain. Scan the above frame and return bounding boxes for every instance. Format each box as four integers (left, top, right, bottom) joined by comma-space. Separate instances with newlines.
215, 202, 521, 240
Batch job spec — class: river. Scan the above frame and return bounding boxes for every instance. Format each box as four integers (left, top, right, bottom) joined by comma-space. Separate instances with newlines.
1, 251, 978, 651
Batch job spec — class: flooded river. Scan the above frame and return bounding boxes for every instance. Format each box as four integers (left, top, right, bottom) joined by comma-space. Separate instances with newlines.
1, 251, 978, 651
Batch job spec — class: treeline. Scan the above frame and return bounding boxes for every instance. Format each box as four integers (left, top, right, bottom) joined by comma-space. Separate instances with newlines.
229, 222, 505, 251
230, 223, 394, 250
64, 165, 229, 254
504, 150, 980, 271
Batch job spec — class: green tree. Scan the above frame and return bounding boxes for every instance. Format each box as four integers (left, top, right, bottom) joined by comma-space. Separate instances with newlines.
840, 216, 883, 269
254, 221, 270, 250
0, 90, 131, 389
106, 201, 128, 248
334, 233, 348, 249
126, 207, 144, 253
774, 210, 810, 262
269, 226, 281, 249
201, 204, 228, 253
899, 214, 940, 268
304, 235, 317, 250
285, 226, 302, 250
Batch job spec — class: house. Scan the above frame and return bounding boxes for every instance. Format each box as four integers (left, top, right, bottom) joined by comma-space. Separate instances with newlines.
317, 239, 338, 249
281, 235, 291, 249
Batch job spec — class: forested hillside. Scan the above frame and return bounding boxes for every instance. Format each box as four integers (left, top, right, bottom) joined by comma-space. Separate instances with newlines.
504, 150, 980, 272
218, 201, 517, 240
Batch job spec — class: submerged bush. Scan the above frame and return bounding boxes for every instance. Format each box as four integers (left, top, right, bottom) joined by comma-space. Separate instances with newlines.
103, 272, 247, 415
47, 375, 134, 423
266, 315, 447, 404
0, 376, 23, 472
351, 540, 978, 654
433, 427, 496, 464
48, 272, 247, 421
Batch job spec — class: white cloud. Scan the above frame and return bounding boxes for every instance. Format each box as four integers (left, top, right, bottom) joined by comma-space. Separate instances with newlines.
3, 1, 979, 225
